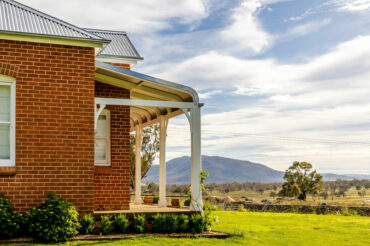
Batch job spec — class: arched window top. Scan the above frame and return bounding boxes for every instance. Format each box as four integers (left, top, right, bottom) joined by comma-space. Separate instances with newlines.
0, 74, 15, 83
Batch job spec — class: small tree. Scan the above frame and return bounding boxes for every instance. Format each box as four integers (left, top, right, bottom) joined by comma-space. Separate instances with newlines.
278, 161, 323, 201
130, 125, 159, 188
270, 191, 277, 198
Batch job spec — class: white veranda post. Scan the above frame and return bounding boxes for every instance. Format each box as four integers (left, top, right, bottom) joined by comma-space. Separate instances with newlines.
189, 106, 203, 211
94, 97, 202, 210
159, 116, 168, 207
134, 125, 143, 205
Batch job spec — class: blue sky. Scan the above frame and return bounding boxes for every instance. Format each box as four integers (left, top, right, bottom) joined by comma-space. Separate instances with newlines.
19, 0, 370, 174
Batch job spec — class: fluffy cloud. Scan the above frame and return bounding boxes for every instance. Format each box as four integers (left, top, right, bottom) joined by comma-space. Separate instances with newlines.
279, 19, 331, 41
221, 0, 272, 53
17, 0, 209, 33
157, 35, 370, 173
334, 0, 370, 12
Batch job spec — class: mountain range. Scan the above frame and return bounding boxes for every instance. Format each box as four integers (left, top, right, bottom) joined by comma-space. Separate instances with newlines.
143, 156, 370, 184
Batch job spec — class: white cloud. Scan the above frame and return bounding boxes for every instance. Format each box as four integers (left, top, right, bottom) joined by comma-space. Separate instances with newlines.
17, 0, 209, 33
221, 0, 272, 53
151, 35, 370, 173
198, 90, 223, 99
288, 9, 315, 21
279, 19, 331, 41
335, 0, 370, 12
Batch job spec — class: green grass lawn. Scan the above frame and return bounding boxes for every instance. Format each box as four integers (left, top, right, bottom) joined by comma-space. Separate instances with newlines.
10, 211, 370, 246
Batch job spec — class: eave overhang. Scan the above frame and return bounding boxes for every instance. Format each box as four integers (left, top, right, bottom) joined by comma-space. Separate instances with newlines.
0, 30, 110, 48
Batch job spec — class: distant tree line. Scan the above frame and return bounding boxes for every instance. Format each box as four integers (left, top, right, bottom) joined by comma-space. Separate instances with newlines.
142, 179, 369, 199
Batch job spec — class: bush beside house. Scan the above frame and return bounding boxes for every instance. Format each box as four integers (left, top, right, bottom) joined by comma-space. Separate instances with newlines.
27, 193, 80, 243
0, 195, 22, 239
0, 193, 214, 243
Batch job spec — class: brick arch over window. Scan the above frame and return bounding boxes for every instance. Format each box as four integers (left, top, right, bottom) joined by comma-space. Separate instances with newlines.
0, 62, 20, 78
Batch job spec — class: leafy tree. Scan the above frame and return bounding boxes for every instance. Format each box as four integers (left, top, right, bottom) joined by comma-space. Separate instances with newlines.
258, 188, 265, 195
130, 125, 159, 188
358, 188, 366, 198
270, 191, 277, 198
278, 161, 323, 200
319, 191, 329, 200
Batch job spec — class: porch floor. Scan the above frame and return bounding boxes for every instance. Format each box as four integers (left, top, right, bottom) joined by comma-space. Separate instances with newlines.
94, 204, 195, 218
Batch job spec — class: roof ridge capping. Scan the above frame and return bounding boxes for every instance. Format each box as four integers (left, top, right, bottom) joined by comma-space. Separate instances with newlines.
85, 28, 127, 35
0, 0, 110, 43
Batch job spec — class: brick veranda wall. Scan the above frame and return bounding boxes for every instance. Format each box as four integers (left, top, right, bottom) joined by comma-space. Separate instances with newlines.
94, 82, 131, 211
0, 40, 96, 213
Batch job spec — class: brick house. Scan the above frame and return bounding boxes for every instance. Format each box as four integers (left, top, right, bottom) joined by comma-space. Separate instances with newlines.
0, 0, 203, 214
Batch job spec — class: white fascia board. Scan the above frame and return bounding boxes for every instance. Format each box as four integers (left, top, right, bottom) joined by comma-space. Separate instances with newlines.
95, 97, 196, 109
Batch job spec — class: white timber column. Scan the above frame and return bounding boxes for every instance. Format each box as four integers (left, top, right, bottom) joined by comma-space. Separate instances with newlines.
134, 125, 143, 205
158, 115, 168, 207
190, 106, 203, 212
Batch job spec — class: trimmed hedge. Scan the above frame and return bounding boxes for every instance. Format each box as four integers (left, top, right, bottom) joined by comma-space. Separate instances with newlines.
79, 214, 94, 234
132, 214, 146, 233
115, 214, 129, 233
100, 215, 112, 235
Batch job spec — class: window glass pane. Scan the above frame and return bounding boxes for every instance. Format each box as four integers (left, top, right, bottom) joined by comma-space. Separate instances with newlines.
0, 85, 10, 122
94, 139, 107, 161
0, 124, 10, 159
96, 115, 107, 138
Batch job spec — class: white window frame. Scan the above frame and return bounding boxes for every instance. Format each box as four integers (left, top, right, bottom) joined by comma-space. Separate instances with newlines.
94, 109, 111, 166
0, 75, 15, 167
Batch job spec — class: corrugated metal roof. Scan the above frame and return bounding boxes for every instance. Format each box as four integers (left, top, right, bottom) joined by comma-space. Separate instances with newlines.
0, 0, 107, 42
87, 29, 143, 60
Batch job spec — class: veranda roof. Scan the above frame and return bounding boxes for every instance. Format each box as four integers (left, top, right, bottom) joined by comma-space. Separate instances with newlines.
94, 61, 200, 131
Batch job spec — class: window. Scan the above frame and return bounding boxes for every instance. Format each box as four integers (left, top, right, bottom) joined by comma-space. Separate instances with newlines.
0, 75, 15, 167
95, 109, 111, 166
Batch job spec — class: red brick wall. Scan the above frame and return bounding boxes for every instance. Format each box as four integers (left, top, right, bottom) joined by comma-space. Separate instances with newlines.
94, 82, 131, 211
0, 40, 95, 213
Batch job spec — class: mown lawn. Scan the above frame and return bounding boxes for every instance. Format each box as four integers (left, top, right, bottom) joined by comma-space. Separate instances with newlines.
9, 211, 370, 246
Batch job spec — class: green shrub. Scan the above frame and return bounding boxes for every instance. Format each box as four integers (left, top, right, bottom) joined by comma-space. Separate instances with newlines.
163, 214, 178, 233
152, 214, 165, 233
79, 214, 94, 234
184, 198, 191, 207
100, 215, 112, 235
0, 194, 21, 239
202, 210, 214, 232
132, 214, 146, 233
27, 193, 79, 243
115, 214, 129, 233
152, 196, 159, 204
203, 201, 217, 211
341, 208, 357, 216
177, 214, 189, 233
189, 214, 204, 234
152, 214, 179, 233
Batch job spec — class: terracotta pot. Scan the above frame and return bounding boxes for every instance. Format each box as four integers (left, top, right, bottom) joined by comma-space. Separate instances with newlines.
171, 199, 180, 208
144, 197, 154, 205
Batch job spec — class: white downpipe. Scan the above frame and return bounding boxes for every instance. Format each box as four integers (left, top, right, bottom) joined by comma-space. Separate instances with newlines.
158, 116, 168, 207
190, 106, 203, 212
134, 125, 143, 205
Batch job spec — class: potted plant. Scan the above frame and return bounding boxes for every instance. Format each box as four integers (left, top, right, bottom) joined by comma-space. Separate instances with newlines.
171, 199, 180, 208
143, 196, 153, 205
